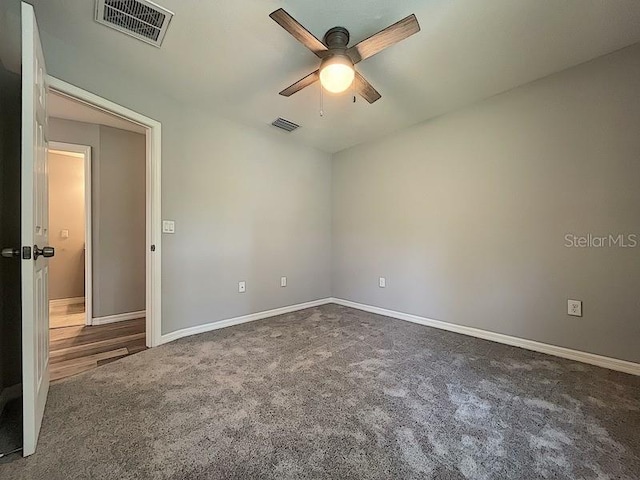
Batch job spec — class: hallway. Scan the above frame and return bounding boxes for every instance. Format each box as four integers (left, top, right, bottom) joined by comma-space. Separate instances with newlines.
49, 318, 146, 382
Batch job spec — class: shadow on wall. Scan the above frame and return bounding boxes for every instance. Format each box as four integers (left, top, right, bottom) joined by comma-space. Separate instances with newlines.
0, 59, 23, 449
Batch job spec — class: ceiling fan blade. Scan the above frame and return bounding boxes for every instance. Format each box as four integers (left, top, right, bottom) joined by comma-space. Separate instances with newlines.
270, 9, 328, 58
354, 72, 381, 104
347, 14, 420, 64
279, 70, 320, 97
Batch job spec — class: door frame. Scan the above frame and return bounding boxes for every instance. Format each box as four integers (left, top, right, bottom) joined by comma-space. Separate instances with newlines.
47, 76, 162, 348
47, 142, 92, 326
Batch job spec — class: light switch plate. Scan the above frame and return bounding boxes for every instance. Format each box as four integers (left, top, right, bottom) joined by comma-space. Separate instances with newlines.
238, 281, 246, 293
61, 229, 69, 239
379, 277, 386, 288
281, 276, 287, 287
162, 220, 175, 234
568, 299, 582, 317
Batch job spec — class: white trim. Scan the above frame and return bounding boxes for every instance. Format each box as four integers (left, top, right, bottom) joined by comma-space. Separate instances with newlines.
48, 141, 92, 325
331, 298, 640, 376
0, 384, 22, 419
49, 296, 85, 307
146, 108, 162, 348
159, 298, 332, 345
47, 75, 162, 348
92, 310, 146, 325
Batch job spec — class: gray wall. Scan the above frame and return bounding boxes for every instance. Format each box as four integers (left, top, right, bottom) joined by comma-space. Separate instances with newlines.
159, 108, 331, 333
97, 126, 146, 316
42, 37, 333, 335
333, 44, 640, 364
48, 152, 85, 300
48, 119, 146, 317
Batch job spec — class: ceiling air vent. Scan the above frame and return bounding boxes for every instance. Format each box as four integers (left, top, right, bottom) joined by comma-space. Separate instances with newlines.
271, 118, 300, 133
95, 0, 174, 47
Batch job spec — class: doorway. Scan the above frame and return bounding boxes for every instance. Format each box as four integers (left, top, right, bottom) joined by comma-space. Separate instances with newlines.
46, 91, 151, 383
48, 77, 163, 351
47, 143, 91, 330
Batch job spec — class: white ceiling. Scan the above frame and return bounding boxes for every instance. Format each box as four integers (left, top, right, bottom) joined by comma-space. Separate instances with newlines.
48, 91, 147, 134
32, 0, 640, 153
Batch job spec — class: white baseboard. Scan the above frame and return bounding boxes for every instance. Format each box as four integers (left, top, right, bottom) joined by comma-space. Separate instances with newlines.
0, 383, 21, 418
159, 298, 332, 345
92, 310, 146, 325
331, 298, 640, 376
49, 296, 85, 307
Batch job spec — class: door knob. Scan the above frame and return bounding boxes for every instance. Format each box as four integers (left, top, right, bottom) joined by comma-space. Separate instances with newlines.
1, 247, 20, 258
33, 245, 55, 260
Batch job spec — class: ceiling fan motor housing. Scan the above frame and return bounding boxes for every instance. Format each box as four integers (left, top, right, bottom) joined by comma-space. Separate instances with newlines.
323, 26, 350, 50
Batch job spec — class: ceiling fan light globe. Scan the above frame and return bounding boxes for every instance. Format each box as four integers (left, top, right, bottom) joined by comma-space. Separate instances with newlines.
320, 56, 355, 93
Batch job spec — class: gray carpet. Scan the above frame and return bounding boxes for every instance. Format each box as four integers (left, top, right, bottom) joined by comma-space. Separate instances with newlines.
1, 304, 638, 479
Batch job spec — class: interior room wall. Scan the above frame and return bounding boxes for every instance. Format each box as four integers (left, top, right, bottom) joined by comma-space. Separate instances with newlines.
43, 42, 333, 335
332, 43, 640, 364
48, 151, 85, 300
97, 126, 146, 316
42, 12, 637, 363
47, 119, 146, 317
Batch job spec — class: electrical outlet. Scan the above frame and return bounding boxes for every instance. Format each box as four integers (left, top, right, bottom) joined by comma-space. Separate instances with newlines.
568, 299, 582, 317
281, 276, 287, 287
379, 277, 386, 288
238, 281, 246, 293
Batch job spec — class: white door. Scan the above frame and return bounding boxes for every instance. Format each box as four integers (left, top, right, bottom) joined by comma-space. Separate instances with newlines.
21, 2, 51, 457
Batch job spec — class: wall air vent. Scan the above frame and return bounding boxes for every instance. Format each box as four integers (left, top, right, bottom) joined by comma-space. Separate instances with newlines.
271, 118, 300, 132
95, 0, 174, 47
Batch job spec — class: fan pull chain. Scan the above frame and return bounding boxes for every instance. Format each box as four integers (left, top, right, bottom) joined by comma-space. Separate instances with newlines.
352, 76, 357, 103
320, 83, 324, 117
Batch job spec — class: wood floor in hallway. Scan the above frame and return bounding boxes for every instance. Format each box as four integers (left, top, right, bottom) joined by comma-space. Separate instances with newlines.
49, 318, 146, 382
49, 301, 86, 329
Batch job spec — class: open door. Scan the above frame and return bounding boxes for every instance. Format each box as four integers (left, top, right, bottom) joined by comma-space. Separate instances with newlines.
21, 2, 52, 456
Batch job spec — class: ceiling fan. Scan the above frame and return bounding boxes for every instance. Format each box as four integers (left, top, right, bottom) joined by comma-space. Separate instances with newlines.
269, 9, 421, 104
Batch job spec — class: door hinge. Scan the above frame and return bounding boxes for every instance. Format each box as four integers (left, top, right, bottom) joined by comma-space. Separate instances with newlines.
22, 246, 32, 259
150, 244, 156, 252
